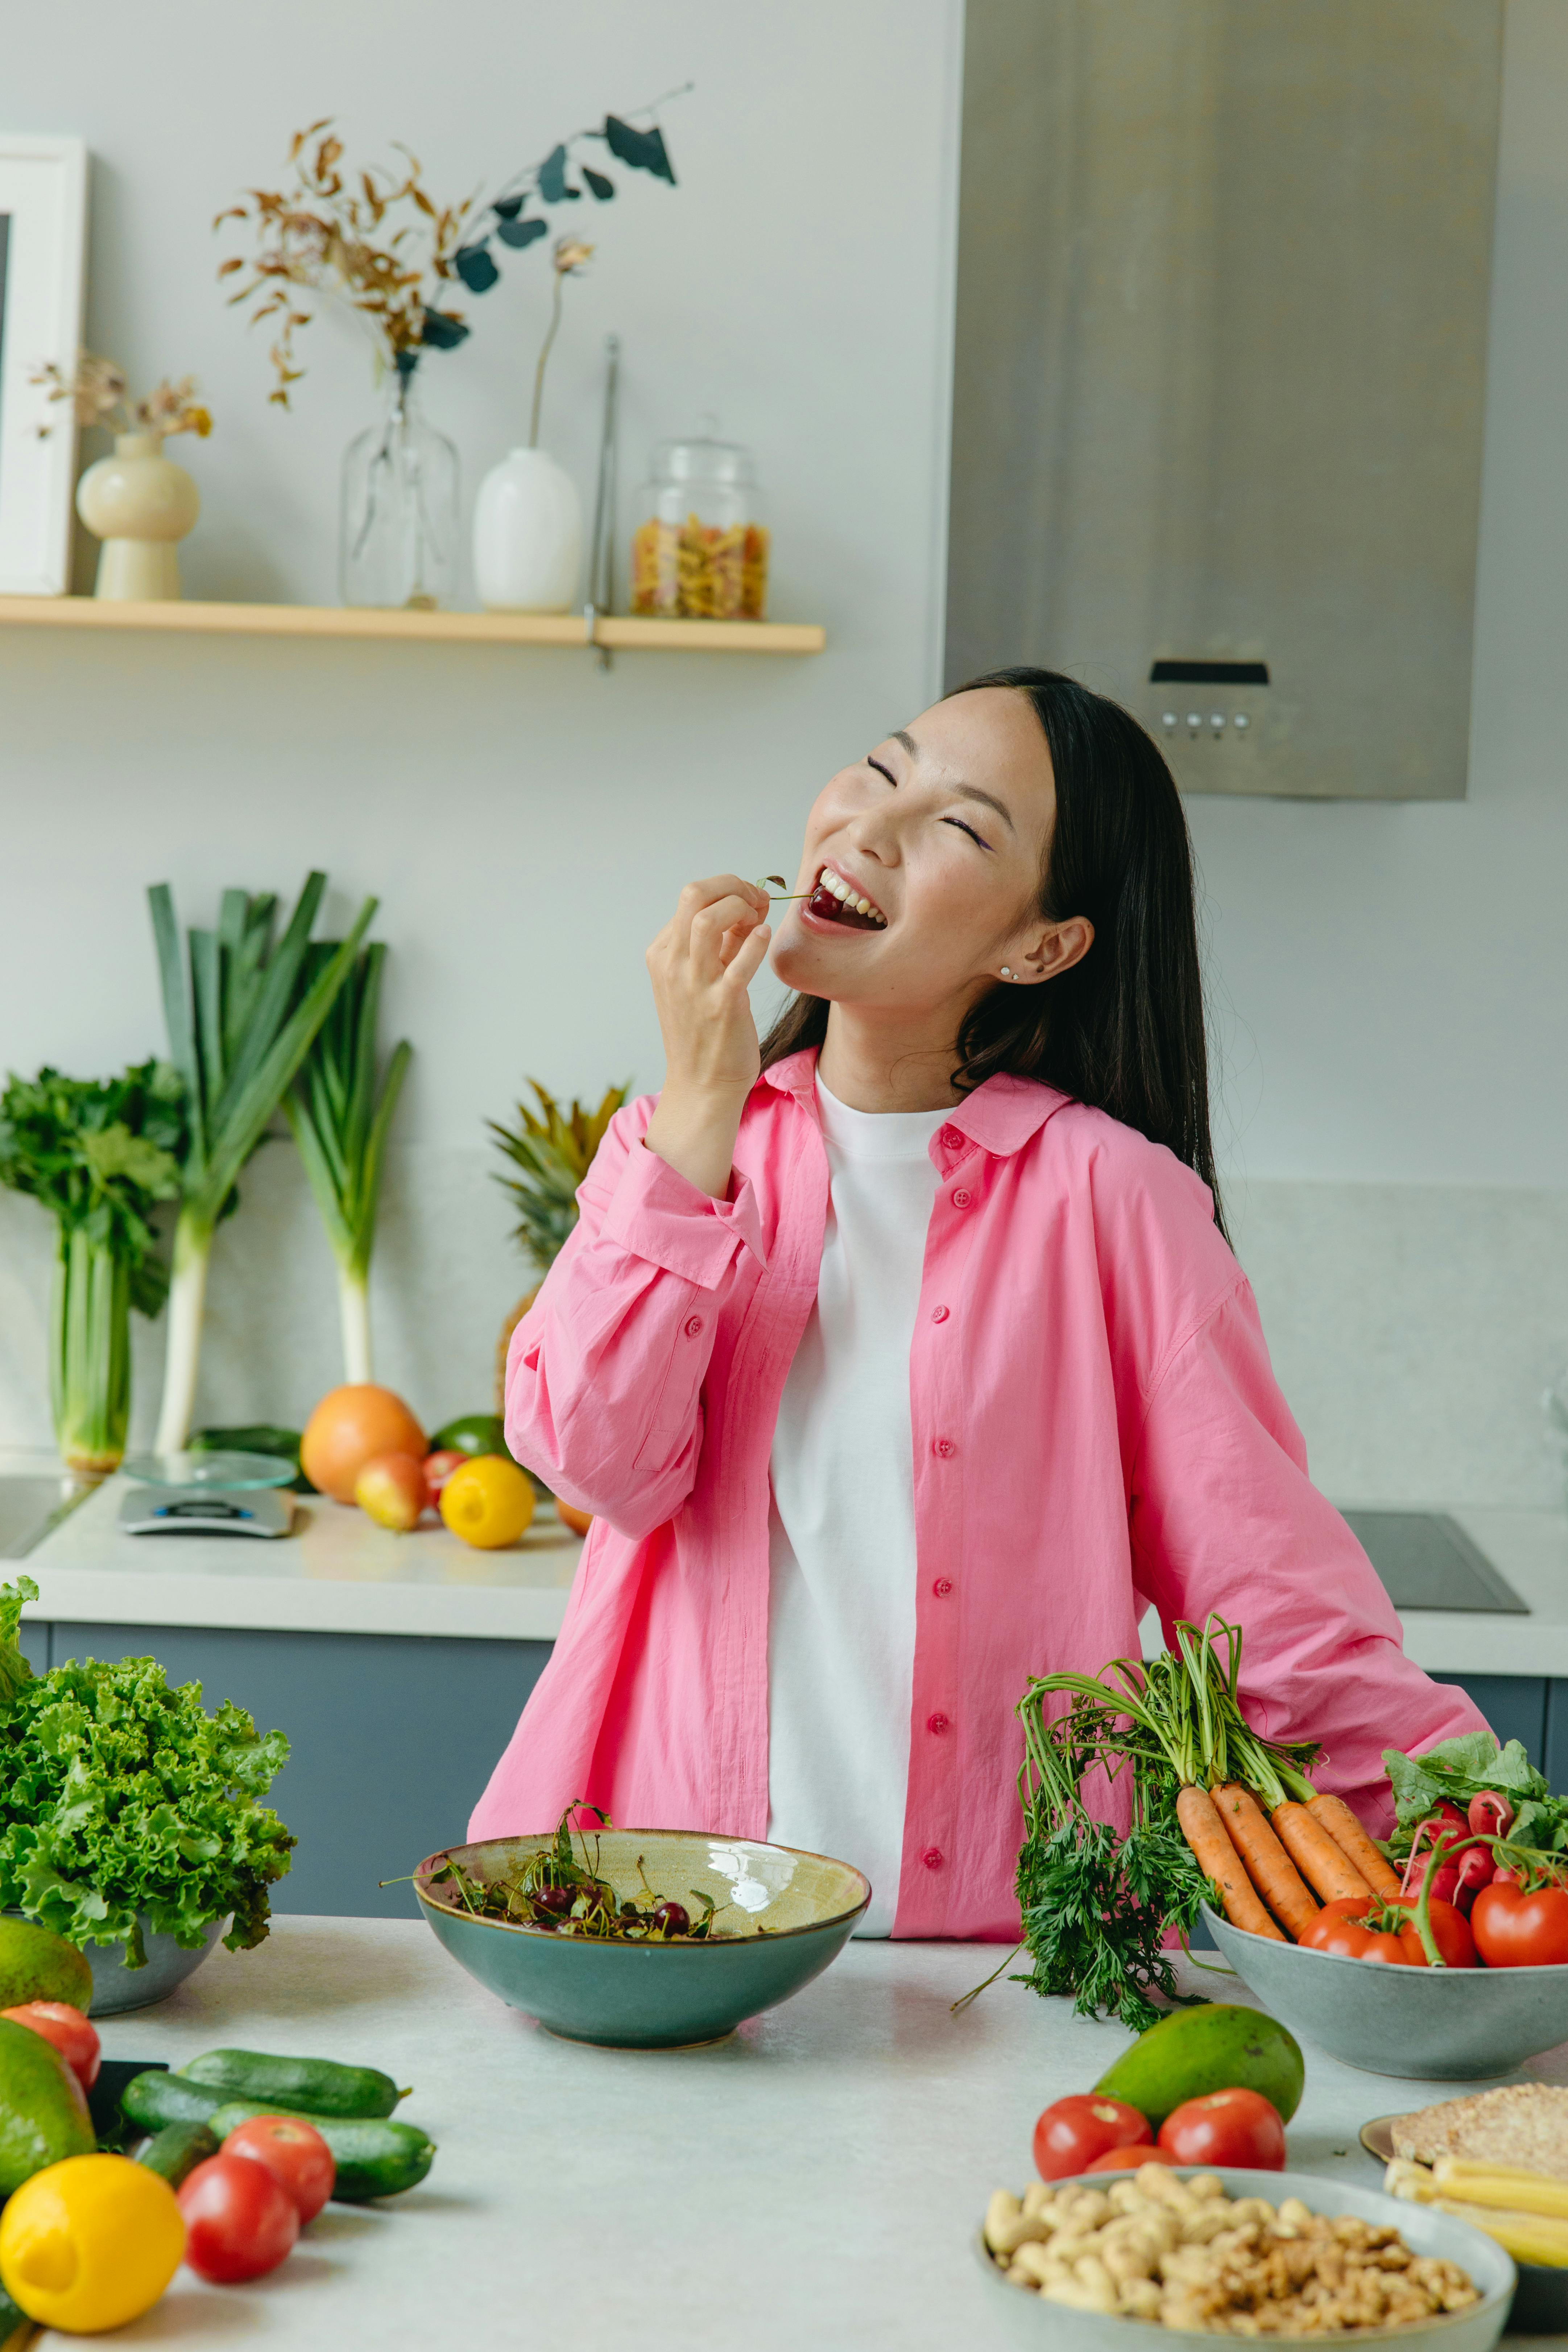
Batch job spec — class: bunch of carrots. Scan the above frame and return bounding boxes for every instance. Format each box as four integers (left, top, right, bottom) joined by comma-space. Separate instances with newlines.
1016, 1619, 1402, 2010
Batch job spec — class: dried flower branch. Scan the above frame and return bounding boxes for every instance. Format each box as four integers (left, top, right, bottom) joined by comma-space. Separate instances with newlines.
30, 354, 212, 442
529, 237, 595, 450
216, 94, 685, 414
214, 122, 475, 405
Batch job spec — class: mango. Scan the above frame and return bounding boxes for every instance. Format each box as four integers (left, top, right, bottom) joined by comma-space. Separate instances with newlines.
1095, 2001, 1304, 2126
0, 2018, 95, 2194
0, 1919, 91, 2016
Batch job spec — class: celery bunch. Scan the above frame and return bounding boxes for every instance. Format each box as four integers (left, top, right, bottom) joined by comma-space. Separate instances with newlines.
285, 941, 411, 1382
0, 1064, 184, 1473
149, 874, 374, 1453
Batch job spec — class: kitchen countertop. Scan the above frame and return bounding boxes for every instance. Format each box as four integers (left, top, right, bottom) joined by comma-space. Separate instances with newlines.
17, 1471, 582, 1641
66, 1914, 1563, 2351
9, 1456, 1567, 1668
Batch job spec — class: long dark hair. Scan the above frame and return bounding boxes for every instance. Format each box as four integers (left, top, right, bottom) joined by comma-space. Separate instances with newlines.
759, 666, 1226, 1237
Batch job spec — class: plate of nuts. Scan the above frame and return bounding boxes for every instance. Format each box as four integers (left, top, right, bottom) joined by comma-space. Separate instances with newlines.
976, 2163, 1514, 2348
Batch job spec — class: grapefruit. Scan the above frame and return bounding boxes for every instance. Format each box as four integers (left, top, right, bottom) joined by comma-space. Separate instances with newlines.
301, 1386, 426, 1505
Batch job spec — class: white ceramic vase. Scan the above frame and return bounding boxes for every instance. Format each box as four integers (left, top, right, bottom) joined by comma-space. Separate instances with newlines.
472, 447, 583, 612
75, 432, 200, 601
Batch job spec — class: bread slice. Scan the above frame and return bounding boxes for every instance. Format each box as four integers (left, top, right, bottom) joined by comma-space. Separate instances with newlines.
1390, 2084, 1568, 2180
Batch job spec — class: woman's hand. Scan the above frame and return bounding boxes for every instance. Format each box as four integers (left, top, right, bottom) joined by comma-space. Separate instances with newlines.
643, 875, 772, 1199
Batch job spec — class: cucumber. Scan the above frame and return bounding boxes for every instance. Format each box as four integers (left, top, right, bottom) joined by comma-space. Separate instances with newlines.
122, 2070, 222, 2133
137, 2119, 218, 2189
204, 2099, 435, 2202
179, 2048, 404, 2119
190, 1426, 314, 1493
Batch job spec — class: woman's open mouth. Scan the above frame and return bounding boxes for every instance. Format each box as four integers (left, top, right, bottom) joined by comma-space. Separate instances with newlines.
803, 865, 887, 931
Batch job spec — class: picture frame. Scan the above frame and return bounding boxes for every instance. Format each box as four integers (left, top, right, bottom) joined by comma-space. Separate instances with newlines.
0, 136, 87, 596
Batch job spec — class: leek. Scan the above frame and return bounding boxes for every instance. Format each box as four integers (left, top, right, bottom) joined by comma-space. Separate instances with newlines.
284, 941, 411, 1383
149, 874, 375, 1454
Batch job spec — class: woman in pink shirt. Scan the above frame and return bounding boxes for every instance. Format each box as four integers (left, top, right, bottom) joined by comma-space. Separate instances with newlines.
471, 668, 1484, 1938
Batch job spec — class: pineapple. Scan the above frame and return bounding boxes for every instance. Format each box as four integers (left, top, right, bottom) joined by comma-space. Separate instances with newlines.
489, 1080, 627, 1406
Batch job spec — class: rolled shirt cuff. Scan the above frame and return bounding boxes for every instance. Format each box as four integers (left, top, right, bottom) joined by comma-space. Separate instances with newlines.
600, 1140, 769, 1287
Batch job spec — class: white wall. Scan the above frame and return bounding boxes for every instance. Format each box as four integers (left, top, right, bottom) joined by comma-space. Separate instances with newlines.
0, 0, 964, 1445
3, 0, 1567, 1515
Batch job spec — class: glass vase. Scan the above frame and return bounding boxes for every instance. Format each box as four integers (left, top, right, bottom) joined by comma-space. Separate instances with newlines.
51, 1228, 131, 1477
339, 359, 459, 610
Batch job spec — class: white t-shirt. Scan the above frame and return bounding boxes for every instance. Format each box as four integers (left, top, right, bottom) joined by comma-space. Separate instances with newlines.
765, 1074, 945, 1935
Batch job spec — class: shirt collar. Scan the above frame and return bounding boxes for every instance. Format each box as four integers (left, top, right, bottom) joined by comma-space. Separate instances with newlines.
761, 1049, 1070, 1157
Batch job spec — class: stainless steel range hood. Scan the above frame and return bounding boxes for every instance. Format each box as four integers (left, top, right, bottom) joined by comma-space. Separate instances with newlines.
945, 0, 1503, 800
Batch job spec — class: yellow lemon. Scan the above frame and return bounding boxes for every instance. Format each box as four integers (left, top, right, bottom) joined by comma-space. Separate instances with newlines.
439, 1453, 535, 1549
0, 2152, 184, 2332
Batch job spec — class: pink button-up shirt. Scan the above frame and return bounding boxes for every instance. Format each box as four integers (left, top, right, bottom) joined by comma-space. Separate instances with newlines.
470, 1049, 1484, 1936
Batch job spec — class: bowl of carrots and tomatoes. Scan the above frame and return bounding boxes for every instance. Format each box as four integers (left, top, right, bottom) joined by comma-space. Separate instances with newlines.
1191, 1776, 1568, 2081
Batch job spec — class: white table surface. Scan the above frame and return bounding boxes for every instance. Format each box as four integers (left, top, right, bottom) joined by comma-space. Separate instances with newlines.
18, 1471, 582, 1641
64, 1916, 1563, 2351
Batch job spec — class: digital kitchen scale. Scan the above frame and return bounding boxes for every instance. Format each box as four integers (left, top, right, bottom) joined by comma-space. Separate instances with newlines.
117, 1451, 297, 1540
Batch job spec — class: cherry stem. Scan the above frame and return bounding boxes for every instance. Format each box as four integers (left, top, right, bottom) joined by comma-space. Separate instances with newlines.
756, 874, 807, 901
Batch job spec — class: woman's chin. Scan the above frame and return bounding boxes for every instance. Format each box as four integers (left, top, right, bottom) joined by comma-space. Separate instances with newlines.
770, 932, 852, 996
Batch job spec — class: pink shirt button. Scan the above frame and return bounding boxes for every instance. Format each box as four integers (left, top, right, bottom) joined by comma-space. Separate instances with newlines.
922, 1847, 944, 1870
952, 1188, 972, 1208
934, 1437, 956, 1459
940, 1125, 964, 1151
932, 1576, 952, 1596
684, 1315, 703, 1337
927, 1712, 950, 1735
931, 1305, 950, 1323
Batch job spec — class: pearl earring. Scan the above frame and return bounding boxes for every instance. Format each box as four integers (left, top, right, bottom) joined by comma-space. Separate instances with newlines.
1000, 966, 1014, 979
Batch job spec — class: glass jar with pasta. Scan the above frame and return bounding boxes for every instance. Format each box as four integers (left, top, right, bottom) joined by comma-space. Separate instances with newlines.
631, 423, 769, 620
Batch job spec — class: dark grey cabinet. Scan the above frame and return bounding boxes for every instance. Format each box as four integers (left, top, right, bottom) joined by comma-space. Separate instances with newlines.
24, 1620, 550, 1921
10, 1629, 1561, 1934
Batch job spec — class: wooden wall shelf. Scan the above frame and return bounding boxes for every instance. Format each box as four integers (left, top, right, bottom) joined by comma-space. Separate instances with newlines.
0, 595, 826, 655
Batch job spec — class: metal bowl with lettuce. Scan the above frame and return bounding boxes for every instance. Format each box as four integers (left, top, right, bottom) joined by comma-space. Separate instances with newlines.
0, 1576, 294, 2014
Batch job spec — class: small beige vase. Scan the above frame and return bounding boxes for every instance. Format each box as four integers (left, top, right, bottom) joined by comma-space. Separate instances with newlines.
75, 432, 200, 600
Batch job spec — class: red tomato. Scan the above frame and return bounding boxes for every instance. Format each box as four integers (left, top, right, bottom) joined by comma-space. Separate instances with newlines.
1394, 1897, 1478, 1969
1472, 1880, 1568, 1968
222, 2114, 335, 2223
1033, 2094, 1153, 2179
0, 2001, 100, 2089
422, 1449, 467, 1508
1299, 1895, 1476, 1969
1158, 2088, 1287, 2170
1300, 1898, 1408, 1964
178, 2153, 299, 2282
1085, 2144, 1182, 2173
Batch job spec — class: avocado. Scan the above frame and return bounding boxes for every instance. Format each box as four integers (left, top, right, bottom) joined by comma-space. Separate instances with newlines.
0, 2016, 95, 2192
429, 1414, 509, 1460
0, 1917, 92, 2013
1095, 2002, 1304, 2126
